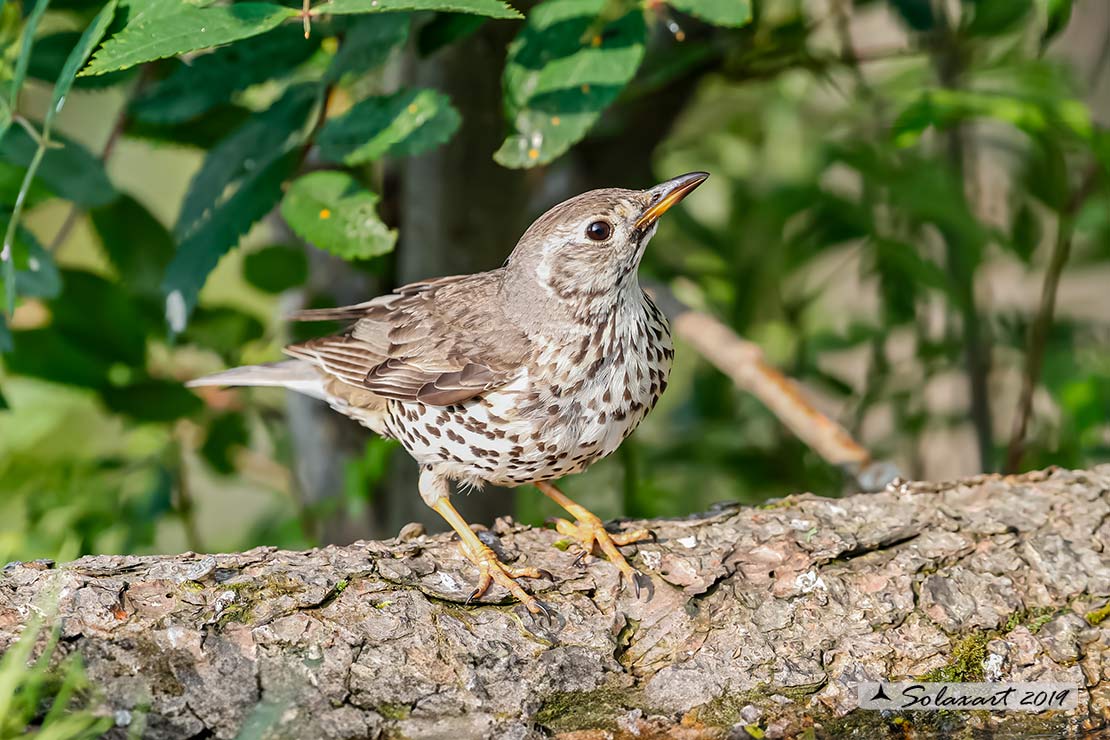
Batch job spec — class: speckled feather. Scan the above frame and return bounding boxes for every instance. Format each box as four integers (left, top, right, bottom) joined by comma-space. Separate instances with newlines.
190, 181, 694, 506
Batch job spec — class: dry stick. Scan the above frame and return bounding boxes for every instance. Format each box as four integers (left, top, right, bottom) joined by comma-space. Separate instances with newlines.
1005, 164, 1102, 473
646, 284, 897, 490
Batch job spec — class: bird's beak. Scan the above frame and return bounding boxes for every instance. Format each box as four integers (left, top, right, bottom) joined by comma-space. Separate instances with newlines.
635, 171, 709, 230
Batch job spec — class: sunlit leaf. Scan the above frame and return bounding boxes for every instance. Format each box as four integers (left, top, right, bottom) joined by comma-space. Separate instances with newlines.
131, 26, 320, 125
28, 32, 131, 90
316, 0, 521, 20
243, 245, 308, 293
668, 0, 751, 27
495, 0, 646, 168
82, 2, 300, 76
317, 88, 460, 165
280, 171, 397, 260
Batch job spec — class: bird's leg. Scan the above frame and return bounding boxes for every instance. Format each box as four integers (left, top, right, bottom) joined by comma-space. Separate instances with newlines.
420, 468, 546, 614
535, 481, 651, 588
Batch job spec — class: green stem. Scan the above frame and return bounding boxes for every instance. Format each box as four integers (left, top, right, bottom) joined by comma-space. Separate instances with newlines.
2, 137, 47, 316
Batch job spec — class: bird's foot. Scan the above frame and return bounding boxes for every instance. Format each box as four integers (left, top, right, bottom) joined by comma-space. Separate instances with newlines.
548, 512, 653, 597
460, 541, 551, 616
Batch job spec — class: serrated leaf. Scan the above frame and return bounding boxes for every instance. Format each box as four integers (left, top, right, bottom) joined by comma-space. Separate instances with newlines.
667, 0, 751, 27
46, 0, 118, 129
325, 14, 408, 81
318, 88, 460, 165
280, 171, 396, 260
29, 32, 132, 90
132, 26, 320, 125
90, 194, 175, 297
175, 85, 318, 241
164, 150, 300, 329
82, 2, 300, 76
243, 244, 308, 293
0, 124, 117, 207
100, 379, 204, 422
0, 0, 51, 138
317, 0, 521, 20
495, 0, 646, 169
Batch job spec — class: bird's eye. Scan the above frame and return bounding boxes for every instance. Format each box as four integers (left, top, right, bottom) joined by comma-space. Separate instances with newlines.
585, 220, 613, 241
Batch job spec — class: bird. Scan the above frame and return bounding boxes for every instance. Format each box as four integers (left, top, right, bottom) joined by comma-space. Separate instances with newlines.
188, 172, 709, 614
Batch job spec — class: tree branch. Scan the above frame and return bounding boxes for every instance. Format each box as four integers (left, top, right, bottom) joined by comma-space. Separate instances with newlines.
6, 467, 1107, 738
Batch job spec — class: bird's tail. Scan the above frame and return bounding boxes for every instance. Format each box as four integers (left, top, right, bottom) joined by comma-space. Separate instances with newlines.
186, 360, 326, 400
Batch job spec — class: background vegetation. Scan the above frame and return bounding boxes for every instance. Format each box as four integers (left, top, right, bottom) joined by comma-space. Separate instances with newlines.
1, 0, 1108, 569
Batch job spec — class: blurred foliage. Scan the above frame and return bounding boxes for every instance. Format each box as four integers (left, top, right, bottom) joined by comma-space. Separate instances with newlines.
0, 0, 1106, 618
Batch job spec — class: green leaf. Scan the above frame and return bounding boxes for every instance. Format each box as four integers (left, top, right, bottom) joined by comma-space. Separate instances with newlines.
100, 379, 203, 422
90, 194, 175, 297
280, 171, 397, 260
128, 104, 253, 150
0, 0, 51, 138
181, 305, 265, 358
1009, 202, 1041, 263
46, 0, 118, 130
131, 26, 320, 125
0, 125, 118, 207
0, 314, 10, 353
5, 328, 113, 389
175, 85, 318, 241
888, 0, 934, 31
963, 0, 1032, 36
201, 411, 249, 475
667, 0, 751, 27
0, 160, 52, 207
28, 32, 131, 90
164, 150, 301, 330
316, 0, 521, 20
417, 13, 485, 56
50, 270, 149, 367
1041, 0, 1072, 48
82, 2, 301, 76
495, 0, 646, 168
0, 215, 61, 306
0, 384, 8, 410
243, 245, 308, 293
325, 14, 409, 81
318, 88, 460, 165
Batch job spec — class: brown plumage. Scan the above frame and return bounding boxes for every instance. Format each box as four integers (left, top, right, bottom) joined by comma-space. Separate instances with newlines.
188, 173, 709, 615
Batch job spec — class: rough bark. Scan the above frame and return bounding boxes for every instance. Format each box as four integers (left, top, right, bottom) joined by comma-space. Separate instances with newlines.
4, 467, 1110, 739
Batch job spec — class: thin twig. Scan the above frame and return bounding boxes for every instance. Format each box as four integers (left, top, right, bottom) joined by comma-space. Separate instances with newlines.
1005, 163, 1101, 472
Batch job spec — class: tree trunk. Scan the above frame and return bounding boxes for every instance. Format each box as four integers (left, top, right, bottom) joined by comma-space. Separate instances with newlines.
4, 466, 1109, 739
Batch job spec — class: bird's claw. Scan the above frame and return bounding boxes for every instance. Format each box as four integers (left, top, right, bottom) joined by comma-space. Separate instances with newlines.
459, 542, 547, 614
547, 514, 654, 600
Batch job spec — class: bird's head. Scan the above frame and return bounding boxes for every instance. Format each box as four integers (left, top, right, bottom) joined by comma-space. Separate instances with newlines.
503, 172, 709, 323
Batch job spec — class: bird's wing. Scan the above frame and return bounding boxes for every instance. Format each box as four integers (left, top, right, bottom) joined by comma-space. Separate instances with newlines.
284, 273, 526, 406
